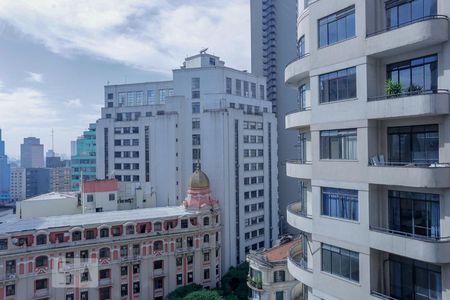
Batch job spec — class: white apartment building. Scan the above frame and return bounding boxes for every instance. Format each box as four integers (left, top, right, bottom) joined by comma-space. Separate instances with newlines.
96, 53, 279, 270
9, 167, 25, 203
285, 0, 450, 299
0, 169, 221, 300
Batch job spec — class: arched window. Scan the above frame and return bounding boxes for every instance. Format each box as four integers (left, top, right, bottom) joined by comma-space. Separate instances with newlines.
36, 234, 47, 245
203, 217, 210, 226
153, 241, 163, 251
35, 256, 48, 268
203, 234, 210, 243
154, 222, 162, 232
100, 228, 109, 238
72, 231, 82, 241
99, 247, 110, 259
274, 270, 286, 282
126, 225, 135, 235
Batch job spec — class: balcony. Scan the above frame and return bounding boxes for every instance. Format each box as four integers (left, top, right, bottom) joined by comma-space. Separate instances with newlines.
286, 160, 312, 180
367, 90, 450, 119
287, 243, 313, 287
368, 162, 450, 188
366, 16, 449, 57
247, 277, 264, 292
287, 202, 312, 233
369, 226, 450, 264
285, 108, 311, 129
285, 54, 311, 86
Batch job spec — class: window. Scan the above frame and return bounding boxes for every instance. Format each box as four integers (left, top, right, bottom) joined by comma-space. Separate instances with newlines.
147, 90, 156, 104
87, 194, 94, 202
259, 85, 265, 100
159, 89, 173, 103
388, 124, 438, 164
176, 257, 183, 266
319, 6, 355, 48
133, 244, 140, 256
154, 260, 163, 270
322, 188, 358, 221
192, 134, 201, 146
176, 238, 182, 249
100, 228, 109, 238
204, 252, 210, 262
387, 54, 438, 93
100, 287, 110, 300
126, 225, 135, 235
226, 77, 232, 94
107, 93, 113, 100
120, 245, 128, 257
236, 79, 242, 96
99, 247, 110, 259
298, 35, 306, 57
274, 270, 285, 282
66, 252, 74, 264
118, 92, 126, 106
6, 284, 15, 296
209, 57, 216, 65
187, 237, 193, 248
154, 241, 163, 251
187, 255, 193, 265
35, 279, 48, 290
133, 282, 140, 294
204, 269, 210, 280
320, 129, 357, 160
154, 222, 162, 231
276, 291, 284, 300
188, 271, 194, 283
121, 265, 128, 276
388, 254, 441, 300
135, 91, 144, 105
6, 260, 16, 275
321, 243, 359, 282
319, 67, 356, 103
133, 264, 140, 274
192, 119, 200, 129
193, 148, 201, 160
99, 269, 110, 279
177, 274, 183, 285
203, 217, 210, 226
389, 190, 440, 238
203, 234, 210, 243
298, 85, 307, 110
0, 239, 7, 250
80, 250, 89, 262
192, 90, 200, 99
35, 256, 48, 268
386, 0, 437, 29
192, 102, 200, 114
181, 219, 188, 228
154, 277, 164, 289
251, 83, 256, 98
121, 283, 128, 296
192, 77, 200, 90
36, 234, 47, 245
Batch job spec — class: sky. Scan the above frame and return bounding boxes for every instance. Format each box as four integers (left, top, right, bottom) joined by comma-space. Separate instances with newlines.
0, 0, 251, 160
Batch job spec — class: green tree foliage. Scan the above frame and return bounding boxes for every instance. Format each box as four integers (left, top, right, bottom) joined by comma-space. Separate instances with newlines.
167, 284, 203, 300
221, 262, 249, 299
183, 290, 224, 300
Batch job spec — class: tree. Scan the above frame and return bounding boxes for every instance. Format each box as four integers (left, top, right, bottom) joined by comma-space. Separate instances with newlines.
167, 284, 203, 300
221, 262, 249, 299
183, 290, 223, 300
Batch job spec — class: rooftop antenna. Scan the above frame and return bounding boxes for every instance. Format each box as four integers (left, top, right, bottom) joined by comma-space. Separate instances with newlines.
51, 128, 54, 151
200, 48, 208, 54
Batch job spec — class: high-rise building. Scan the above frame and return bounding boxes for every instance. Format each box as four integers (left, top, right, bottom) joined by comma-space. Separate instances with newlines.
96, 53, 279, 270
20, 137, 44, 168
71, 124, 96, 191
10, 167, 26, 203
284, 1, 450, 299
0, 169, 221, 300
251, 0, 299, 233
49, 167, 71, 193
25, 168, 50, 198
0, 129, 10, 203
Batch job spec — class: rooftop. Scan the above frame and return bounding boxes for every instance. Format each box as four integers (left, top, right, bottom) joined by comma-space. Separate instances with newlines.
0, 206, 195, 235
23, 192, 78, 202
262, 240, 299, 262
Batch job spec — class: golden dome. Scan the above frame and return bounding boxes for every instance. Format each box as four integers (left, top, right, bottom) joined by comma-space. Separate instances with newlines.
188, 165, 210, 189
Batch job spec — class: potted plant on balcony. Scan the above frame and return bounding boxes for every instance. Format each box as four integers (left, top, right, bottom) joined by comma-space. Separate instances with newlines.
408, 84, 423, 95
385, 80, 402, 98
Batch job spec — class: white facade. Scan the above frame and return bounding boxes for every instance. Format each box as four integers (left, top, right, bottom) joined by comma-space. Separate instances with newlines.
9, 168, 25, 203
16, 192, 81, 219
285, 0, 450, 299
96, 53, 279, 271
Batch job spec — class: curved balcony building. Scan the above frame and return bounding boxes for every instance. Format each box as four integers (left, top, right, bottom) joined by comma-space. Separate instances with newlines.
285, 1, 450, 299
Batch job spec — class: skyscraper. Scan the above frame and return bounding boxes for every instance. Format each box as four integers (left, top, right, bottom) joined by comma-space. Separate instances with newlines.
96, 53, 279, 270
71, 124, 96, 191
251, 0, 299, 233
0, 129, 10, 203
285, 1, 450, 299
20, 137, 44, 168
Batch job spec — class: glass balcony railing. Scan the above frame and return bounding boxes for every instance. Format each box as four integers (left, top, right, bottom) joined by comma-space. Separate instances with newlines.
367, 15, 448, 37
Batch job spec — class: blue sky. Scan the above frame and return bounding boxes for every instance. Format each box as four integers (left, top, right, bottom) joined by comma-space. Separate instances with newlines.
0, 0, 250, 159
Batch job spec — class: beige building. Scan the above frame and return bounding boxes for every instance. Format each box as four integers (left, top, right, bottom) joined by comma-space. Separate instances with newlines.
247, 240, 305, 300
0, 169, 221, 300
285, 0, 450, 299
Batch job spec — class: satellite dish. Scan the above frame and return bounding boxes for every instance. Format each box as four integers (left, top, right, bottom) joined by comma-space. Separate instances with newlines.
200, 48, 208, 54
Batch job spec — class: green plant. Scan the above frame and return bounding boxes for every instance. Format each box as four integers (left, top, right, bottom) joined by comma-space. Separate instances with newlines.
167, 284, 203, 300
408, 84, 423, 94
182, 290, 224, 300
385, 80, 403, 96
221, 262, 249, 299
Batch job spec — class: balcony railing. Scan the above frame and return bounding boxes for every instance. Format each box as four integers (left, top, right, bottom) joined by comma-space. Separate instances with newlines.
285, 53, 310, 70
370, 291, 398, 300
288, 243, 311, 272
370, 226, 450, 243
285, 106, 311, 116
366, 15, 449, 37
287, 202, 311, 219
286, 159, 312, 165
367, 89, 449, 102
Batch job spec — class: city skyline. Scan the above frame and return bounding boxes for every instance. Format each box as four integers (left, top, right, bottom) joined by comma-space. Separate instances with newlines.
0, 0, 251, 158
